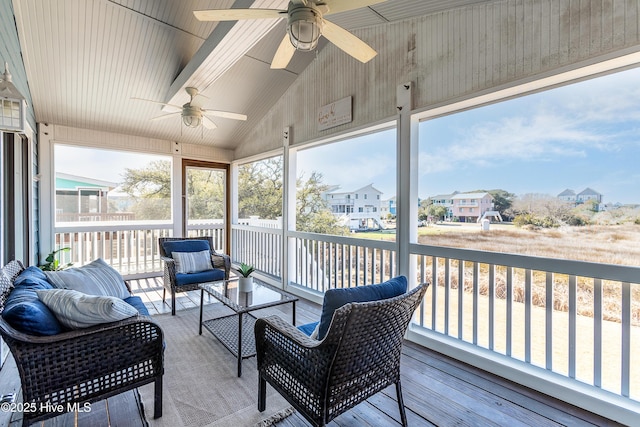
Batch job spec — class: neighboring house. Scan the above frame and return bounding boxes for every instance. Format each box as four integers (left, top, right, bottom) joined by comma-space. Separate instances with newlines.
577, 187, 603, 204
55, 173, 124, 222
558, 189, 577, 202
451, 192, 494, 222
324, 184, 383, 230
429, 192, 458, 220
558, 188, 603, 210
380, 196, 396, 217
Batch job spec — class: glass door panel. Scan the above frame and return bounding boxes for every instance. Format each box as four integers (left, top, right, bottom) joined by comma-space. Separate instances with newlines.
183, 161, 228, 252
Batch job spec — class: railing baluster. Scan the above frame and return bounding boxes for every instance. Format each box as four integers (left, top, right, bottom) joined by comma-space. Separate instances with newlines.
525, 269, 532, 364
545, 272, 553, 370
431, 257, 438, 331
594, 278, 602, 388
621, 281, 631, 397
444, 258, 451, 336
506, 267, 513, 356
457, 260, 464, 339
472, 261, 479, 345
489, 263, 495, 350
569, 275, 577, 378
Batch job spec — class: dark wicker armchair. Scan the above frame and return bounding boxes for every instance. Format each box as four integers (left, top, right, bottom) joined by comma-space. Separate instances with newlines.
255, 282, 429, 427
0, 260, 164, 426
158, 236, 231, 315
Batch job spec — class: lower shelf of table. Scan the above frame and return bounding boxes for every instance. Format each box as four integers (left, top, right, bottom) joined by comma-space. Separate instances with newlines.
201, 313, 257, 359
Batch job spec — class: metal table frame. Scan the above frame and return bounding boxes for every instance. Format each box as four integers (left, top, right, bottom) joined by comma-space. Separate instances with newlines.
198, 278, 297, 377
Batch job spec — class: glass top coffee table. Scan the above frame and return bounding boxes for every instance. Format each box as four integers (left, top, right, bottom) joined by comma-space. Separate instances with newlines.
198, 277, 298, 377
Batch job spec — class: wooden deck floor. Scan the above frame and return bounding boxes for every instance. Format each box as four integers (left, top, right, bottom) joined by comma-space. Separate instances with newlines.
0, 276, 624, 427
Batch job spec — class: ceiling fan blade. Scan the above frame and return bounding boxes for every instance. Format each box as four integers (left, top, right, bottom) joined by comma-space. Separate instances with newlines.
270, 34, 296, 69
202, 109, 248, 121
322, 20, 377, 63
149, 112, 181, 122
202, 116, 218, 130
194, 9, 286, 21
132, 97, 182, 112
321, 0, 386, 16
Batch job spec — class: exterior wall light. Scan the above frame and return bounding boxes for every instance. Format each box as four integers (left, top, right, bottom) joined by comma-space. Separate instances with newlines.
0, 62, 26, 133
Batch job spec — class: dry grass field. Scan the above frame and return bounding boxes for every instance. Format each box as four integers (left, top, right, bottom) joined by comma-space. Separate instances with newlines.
414, 222, 640, 325
418, 222, 640, 266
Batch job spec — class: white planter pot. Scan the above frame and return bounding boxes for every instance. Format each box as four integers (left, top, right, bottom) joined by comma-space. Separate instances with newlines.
238, 277, 254, 292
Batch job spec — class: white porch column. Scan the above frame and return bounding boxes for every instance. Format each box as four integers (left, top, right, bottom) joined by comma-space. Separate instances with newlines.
396, 82, 418, 281
171, 145, 183, 237
282, 127, 296, 289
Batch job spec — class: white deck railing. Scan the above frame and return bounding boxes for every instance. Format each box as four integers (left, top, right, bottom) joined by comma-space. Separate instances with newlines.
410, 244, 639, 403
55, 223, 639, 414
231, 227, 638, 409
54, 222, 225, 276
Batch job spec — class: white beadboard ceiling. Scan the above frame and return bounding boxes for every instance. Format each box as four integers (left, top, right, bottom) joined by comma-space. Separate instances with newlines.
11, 0, 491, 150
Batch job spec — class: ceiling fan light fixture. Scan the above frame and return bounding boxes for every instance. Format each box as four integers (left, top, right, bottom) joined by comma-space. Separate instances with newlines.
182, 104, 202, 128
287, 7, 321, 51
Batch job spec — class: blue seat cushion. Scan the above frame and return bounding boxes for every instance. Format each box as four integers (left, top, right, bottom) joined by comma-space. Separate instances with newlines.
316, 276, 408, 340
2, 266, 65, 336
124, 295, 150, 316
297, 321, 319, 337
174, 269, 224, 286
162, 239, 211, 255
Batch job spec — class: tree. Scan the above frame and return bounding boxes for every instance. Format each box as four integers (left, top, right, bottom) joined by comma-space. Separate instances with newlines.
296, 172, 347, 235
508, 193, 577, 228
186, 168, 224, 220
120, 160, 171, 220
487, 189, 515, 217
119, 158, 346, 234
238, 157, 283, 219
428, 205, 448, 221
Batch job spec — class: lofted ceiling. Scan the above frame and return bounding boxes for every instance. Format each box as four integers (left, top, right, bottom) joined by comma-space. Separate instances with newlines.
12, 0, 491, 150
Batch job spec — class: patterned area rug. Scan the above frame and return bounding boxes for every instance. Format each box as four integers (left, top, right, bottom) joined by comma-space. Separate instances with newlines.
139, 304, 294, 427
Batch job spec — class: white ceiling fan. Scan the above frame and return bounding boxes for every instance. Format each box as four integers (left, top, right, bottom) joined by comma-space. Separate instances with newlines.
194, 0, 384, 69
132, 87, 247, 130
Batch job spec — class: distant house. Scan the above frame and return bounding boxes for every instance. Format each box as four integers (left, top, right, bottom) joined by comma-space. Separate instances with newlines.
380, 196, 396, 217
429, 192, 458, 220
55, 173, 132, 222
557, 187, 603, 207
577, 187, 603, 204
558, 189, 577, 202
324, 184, 383, 230
451, 192, 494, 222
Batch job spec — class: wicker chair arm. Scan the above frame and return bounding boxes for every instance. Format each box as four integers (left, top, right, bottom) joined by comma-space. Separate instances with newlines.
256, 315, 322, 351
0, 315, 160, 344
211, 252, 231, 279
160, 256, 174, 264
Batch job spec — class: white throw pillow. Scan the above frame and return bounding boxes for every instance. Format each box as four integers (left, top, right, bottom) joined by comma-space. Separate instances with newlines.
172, 250, 212, 274
36, 288, 138, 329
44, 258, 130, 299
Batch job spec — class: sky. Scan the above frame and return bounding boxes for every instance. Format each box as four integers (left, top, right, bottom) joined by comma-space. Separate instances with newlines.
57, 66, 640, 205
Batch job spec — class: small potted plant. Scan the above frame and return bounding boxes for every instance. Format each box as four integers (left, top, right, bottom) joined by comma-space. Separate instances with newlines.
237, 262, 255, 292
39, 247, 73, 271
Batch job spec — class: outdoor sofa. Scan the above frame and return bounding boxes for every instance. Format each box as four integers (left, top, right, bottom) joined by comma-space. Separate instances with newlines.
0, 259, 164, 426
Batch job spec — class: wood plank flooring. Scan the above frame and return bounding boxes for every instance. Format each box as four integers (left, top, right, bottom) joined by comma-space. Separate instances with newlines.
0, 276, 624, 427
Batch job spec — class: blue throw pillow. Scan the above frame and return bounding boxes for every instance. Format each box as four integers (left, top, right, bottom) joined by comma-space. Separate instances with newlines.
162, 239, 211, 256
316, 276, 408, 340
2, 266, 64, 336
124, 296, 150, 316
